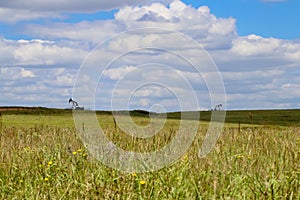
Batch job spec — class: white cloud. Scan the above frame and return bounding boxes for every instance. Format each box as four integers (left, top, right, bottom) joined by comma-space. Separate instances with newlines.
23, 0, 237, 49
0, 0, 299, 110
0, 8, 63, 23
24, 21, 117, 45
114, 0, 237, 49
21, 68, 35, 78
0, 38, 87, 67
230, 34, 281, 56
0, 67, 76, 107
0, 67, 35, 80
103, 66, 136, 80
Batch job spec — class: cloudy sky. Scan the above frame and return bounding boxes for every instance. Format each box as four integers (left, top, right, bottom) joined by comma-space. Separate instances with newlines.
0, 0, 299, 111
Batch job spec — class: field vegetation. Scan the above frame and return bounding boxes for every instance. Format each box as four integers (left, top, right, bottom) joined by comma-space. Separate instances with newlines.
0, 108, 299, 199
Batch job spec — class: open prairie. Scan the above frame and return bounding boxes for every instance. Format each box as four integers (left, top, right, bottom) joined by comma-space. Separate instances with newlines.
0, 108, 299, 199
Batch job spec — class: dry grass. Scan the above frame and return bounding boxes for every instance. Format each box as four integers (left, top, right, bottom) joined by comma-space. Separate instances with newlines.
0, 114, 299, 199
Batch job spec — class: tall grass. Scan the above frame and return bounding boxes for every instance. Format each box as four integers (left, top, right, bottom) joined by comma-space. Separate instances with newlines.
0, 114, 299, 199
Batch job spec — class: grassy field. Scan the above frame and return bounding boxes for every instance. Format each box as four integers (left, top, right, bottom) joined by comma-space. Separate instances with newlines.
0, 108, 299, 199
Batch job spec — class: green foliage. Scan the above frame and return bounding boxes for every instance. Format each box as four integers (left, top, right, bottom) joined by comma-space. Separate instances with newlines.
0, 112, 299, 199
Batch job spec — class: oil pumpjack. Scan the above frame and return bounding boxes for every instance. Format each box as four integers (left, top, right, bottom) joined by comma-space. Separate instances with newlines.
69, 98, 84, 110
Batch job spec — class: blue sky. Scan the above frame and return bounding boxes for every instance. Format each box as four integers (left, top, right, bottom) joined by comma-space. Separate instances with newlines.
2, 0, 300, 40
185, 0, 300, 39
0, 0, 299, 110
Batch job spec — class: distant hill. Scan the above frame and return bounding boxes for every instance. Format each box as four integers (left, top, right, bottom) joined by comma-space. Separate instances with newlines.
0, 106, 71, 115
0, 106, 299, 126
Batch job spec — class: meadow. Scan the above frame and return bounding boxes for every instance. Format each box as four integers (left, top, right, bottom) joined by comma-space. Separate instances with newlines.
0, 108, 299, 199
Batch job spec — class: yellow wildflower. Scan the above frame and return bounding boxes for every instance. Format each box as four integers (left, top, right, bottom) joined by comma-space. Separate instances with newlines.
23, 146, 31, 151
48, 161, 53, 166
72, 151, 77, 155
184, 154, 188, 159
139, 180, 146, 185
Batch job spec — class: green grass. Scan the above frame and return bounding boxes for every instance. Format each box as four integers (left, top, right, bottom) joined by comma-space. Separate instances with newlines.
168, 109, 300, 126
0, 109, 299, 199
1, 106, 300, 126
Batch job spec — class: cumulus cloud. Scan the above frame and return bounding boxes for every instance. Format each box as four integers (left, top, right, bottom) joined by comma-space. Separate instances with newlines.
0, 0, 299, 110
115, 0, 237, 49
23, 0, 237, 49
0, 38, 88, 67
231, 34, 281, 56
0, 67, 76, 107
